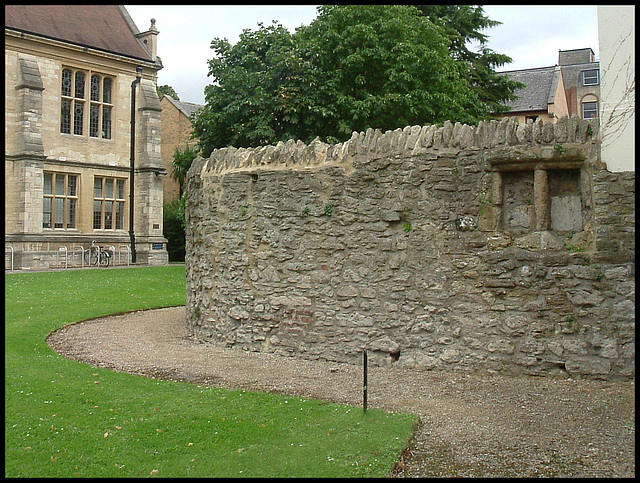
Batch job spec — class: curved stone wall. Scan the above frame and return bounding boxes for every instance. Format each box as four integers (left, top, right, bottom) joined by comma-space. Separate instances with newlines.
184, 116, 634, 379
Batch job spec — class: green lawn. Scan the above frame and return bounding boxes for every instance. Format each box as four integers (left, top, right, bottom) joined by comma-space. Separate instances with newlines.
5, 265, 417, 477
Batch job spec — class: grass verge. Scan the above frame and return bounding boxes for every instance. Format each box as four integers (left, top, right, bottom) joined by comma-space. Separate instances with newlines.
5, 265, 417, 477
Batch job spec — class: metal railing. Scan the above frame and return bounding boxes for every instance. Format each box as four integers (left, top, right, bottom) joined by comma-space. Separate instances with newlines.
56, 246, 68, 269
5, 246, 14, 271
118, 245, 131, 266
73, 245, 86, 269
5, 243, 134, 270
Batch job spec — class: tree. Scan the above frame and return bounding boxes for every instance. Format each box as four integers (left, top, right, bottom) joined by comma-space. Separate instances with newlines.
163, 196, 185, 262
414, 5, 523, 115
295, 5, 487, 138
171, 144, 199, 196
163, 144, 198, 262
192, 22, 312, 152
157, 84, 180, 101
192, 5, 521, 156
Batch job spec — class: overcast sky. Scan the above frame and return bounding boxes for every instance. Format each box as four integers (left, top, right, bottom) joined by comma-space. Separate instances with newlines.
124, 5, 600, 105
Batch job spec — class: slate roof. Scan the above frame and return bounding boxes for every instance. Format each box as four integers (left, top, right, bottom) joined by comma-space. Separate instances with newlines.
164, 96, 204, 119
499, 65, 560, 113
5, 5, 153, 63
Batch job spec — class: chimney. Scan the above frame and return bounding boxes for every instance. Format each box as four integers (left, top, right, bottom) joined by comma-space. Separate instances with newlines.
136, 18, 159, 61
558, 48, 595, 66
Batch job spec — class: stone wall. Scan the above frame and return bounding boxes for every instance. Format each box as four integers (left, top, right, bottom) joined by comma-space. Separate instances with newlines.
184, 116, 634, 379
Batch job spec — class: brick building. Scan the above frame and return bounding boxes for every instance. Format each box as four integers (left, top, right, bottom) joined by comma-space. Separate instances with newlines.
160, 95, 203, 203
5, 5, 168, 269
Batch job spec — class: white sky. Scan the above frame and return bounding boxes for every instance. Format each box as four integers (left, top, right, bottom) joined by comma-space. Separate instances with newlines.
124, 5, 600, 105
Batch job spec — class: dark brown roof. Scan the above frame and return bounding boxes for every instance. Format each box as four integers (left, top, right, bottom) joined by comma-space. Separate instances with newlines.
5, 5, 153, 63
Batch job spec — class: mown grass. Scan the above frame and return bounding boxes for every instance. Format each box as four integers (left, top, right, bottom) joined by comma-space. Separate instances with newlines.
5, 265, 417, 477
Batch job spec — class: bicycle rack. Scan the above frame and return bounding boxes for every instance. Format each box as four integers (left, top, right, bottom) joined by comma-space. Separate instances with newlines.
5, 246, 14, 271
73, 245, 85, 269
119, 245, 131, 266
56, 246, 68, 269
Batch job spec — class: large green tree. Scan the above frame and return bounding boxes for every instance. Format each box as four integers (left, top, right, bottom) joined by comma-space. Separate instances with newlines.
192, 5, 520, 156
415, 5, 523, 115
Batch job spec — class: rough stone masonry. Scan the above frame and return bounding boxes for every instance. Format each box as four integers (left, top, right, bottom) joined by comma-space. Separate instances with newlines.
184, 116, 634, 379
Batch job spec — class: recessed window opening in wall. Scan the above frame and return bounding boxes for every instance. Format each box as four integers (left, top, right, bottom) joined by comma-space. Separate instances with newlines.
502, 171, 535, 234
499, 168, 584, 235
549, 169, 583, 232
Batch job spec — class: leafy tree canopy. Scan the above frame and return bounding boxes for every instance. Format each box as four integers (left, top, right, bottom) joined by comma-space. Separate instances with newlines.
192, 5, 520, 157
171, 144, 199, 195
414, 5, 524, 115
157, 84, 180, 101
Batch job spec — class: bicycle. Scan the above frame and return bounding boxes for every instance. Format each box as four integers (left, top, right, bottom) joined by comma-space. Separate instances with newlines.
84, 240, 112, 267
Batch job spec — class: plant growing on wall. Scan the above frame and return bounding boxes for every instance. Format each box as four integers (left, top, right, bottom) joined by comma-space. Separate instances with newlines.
324, 204, 334, 217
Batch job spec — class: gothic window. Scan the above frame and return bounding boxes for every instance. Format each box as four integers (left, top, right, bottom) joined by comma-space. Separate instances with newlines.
499, 169, 583, 235
484, 144, 589, 239
549, 169, 583, 232
502, 171, 535, 234
61, 68, 114, 139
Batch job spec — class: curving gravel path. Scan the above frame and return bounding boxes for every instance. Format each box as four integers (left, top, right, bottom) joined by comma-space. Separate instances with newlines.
47, 306, 635, 477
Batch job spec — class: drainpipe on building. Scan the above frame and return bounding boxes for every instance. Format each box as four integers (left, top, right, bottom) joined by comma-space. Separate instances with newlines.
129, 66, 143, 264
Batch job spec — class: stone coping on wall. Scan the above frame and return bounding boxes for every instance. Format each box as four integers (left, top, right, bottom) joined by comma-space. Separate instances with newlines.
192, 115, 597, 177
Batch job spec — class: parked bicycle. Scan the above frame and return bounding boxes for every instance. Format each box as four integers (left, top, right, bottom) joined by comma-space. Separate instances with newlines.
84, 240, 112, 267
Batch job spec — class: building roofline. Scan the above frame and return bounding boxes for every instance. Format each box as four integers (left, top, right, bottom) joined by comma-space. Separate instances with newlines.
547, 67, 562, 105
163, 95, 204, 118
117, 5, 141, 35
5, 26, 155, 65
498, 65, 557, 75
4, 5, 158, 65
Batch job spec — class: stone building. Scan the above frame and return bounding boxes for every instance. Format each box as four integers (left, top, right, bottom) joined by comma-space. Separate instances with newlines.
499, 48, 600, 124
5, 5, 168, 269
160, 95, 203, 203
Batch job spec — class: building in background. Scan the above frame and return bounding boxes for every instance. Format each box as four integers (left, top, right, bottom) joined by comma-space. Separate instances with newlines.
597, 5, 635, 173
499, 48, 600, 124
5, 5, 168, 269
160, 96, 203, 203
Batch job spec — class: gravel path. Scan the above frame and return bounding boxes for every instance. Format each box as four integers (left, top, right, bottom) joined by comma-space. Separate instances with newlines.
47, 306, 635, 477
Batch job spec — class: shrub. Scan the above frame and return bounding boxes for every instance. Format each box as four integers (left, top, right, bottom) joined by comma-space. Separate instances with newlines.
163, 195, 185, 262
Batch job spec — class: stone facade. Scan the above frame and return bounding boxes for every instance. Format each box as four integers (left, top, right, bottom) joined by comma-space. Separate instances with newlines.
5, 6, 168, 269
185, 116, 634, 380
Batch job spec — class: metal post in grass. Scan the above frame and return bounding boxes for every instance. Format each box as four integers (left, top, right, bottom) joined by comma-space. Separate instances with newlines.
363, 350, 368, 414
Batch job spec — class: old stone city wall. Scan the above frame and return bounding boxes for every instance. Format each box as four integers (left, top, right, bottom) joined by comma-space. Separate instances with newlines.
184, 116, 635, 379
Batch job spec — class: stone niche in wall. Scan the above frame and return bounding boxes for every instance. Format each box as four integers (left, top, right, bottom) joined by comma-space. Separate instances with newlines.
481, 142, 593, 250
549, 169, 583, 232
